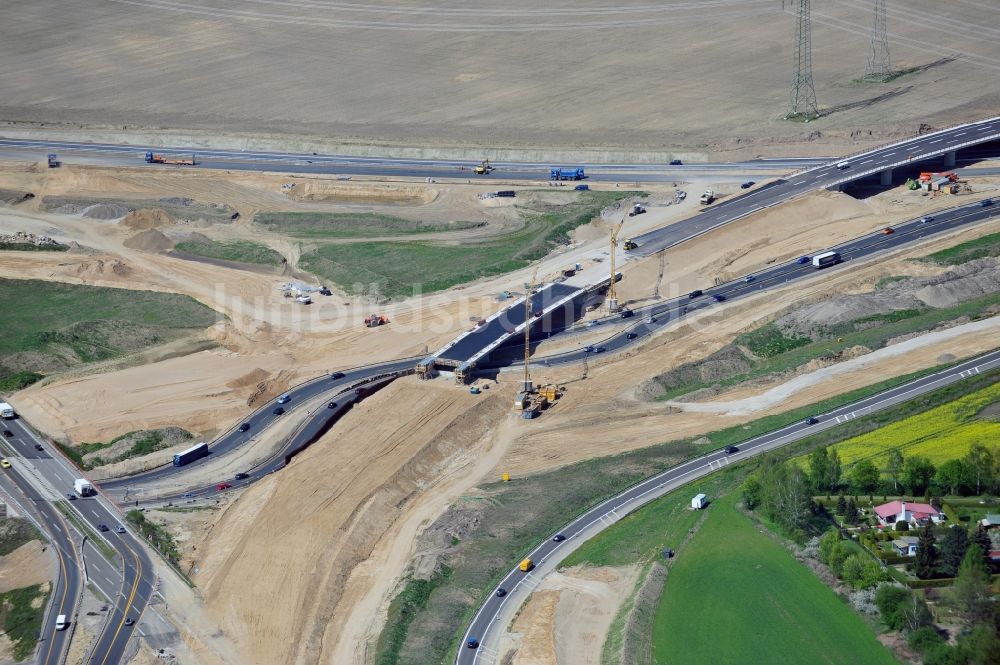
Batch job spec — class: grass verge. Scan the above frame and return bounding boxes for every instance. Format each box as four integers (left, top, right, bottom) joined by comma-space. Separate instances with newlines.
0, 518, 43, 556
376, 566, 453, 665
54, 502, 115, 561
125, 510, 180, 565
56, 428, 193, 471
0, 584, 50, 660
255, 212, 484, 239
173, 238, 286, 266
919, 229, 1000, 266
0, 370, 43, 392
0, 242, 68, 252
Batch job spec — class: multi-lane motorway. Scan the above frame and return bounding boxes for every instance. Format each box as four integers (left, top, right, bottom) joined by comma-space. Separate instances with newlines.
457, 348, 1000, 664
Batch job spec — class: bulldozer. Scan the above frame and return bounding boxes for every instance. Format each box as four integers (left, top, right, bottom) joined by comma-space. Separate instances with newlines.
473, 159, 494, 175
364, 313, 389, 328
623, 238, 638, 251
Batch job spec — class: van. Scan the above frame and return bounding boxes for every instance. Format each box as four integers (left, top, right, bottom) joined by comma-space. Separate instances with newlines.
519, 558, 534, 572
836, 161, 850, 169
55, 614, 68, 630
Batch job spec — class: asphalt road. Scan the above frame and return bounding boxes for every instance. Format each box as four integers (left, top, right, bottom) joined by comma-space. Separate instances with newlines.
1, 419, 154, 665
630, 116, 1000, 254
457, 348, 1000, 665
0, 432, 80, 665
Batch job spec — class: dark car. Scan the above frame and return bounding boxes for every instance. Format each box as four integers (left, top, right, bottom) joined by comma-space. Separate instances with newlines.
594, 347, 606, 353
496, 587, 507, 597
981, 198, 993, 207
467, 638, 480, 649
182, 492, 195, 498
66, 493, 77, 500
626, 332, 638, 340
330, 371, 345, 379
744, 274, 755, 283
583, 345, 595, 353
688, 290, 703, 299
35, 443, 44, 451
98, 524, 109, 532
235, 472, 250, 480
238, 423, 251, 432
328, 401, 338, 409
124, 617, 135, 627
273, 406, 285, 416
553, 534, 566, 542
620, 309, 634, 319
805, 416, 819, 425
724, 445, 739, 454
2, 429, 12, 437
712, 294, 726, 302
669, 159, 683, 165
796, 256, 811, 265
741, 181, 755, 189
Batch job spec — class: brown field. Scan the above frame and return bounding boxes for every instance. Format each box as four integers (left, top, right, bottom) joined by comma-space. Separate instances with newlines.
1, 1, 998, 158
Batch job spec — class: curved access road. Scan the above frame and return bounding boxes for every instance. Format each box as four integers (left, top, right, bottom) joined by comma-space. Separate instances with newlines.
457, 348, 1000, 665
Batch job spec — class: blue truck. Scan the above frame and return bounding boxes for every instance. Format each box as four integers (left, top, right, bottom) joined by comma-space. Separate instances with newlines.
173, 442, 209, 467
550, 167, 586, 181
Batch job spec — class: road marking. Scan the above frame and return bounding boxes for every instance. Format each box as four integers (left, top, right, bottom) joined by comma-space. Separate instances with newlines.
860, 159, 873, 164
929, 138, 943, 143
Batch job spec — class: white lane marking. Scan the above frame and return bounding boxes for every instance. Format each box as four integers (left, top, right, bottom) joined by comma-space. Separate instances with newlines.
860, 159, 873, 164
929, 138, 943, 144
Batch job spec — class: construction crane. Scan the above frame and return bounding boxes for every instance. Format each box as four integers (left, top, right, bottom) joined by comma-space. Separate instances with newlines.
522, 266, 539, 394
473, 159, 494, 175
606, 218, 625, 312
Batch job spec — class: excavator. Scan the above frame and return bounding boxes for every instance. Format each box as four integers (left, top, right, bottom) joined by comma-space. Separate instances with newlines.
364, 313, 389, 328
473, 159, 494, 175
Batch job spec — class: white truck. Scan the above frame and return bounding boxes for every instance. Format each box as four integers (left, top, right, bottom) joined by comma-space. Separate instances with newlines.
812, 251, 841, 269
73, 478, 95, 497
699, 189, 715, 205
0, 402, 14, 419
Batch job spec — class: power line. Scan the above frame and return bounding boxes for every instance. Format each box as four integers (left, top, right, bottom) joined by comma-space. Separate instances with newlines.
863, 0, 892, 81
786, 0, 819, 121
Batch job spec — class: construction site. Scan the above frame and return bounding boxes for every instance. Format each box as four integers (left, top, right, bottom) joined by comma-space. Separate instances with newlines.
0, 3, 999, 665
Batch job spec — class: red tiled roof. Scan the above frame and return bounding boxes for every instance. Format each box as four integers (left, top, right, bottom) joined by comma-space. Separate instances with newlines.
874, 501, 940, 519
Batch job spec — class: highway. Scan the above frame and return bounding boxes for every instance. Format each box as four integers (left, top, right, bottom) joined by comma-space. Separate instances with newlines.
630, 116, 1000, 254
457, 349, 1000, 665
0, 431, 80, 665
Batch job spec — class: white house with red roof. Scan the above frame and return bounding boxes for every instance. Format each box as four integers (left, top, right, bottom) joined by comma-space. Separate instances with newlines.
874, 500, 944, 528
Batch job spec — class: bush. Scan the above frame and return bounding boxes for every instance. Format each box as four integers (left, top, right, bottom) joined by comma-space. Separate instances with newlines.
875, 584, 911, 630
895, 520, 909, 531
908, 627, 945, 654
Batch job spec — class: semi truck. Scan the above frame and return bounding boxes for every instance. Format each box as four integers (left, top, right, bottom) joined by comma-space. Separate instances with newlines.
73, 478, 96, 497
0, 402, 14, 419
550, 167, 586, 181
144, 151, 197, 166
812, 251, 841, 269
173, 442, 209, 467
47, 154, 60, 168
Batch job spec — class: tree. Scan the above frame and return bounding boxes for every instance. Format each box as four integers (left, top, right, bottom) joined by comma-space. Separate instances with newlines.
819, 528, 841, 564
938, 526, 969, 578
948, 545, 993, 628
915, 522, 938, 579
895, 520, 910, 532
826, 449, 842, 494
836, 494, 847, 516
741, 475, 762, 510
905, 456, 936, 496
970, 524, 992, 567
901, 592, 933, 632
962, 444, 995, 496
844, 498, 860, 525
809, 447, 830, 493
852, 459, 880, 497
875, 584, 912, 630
936, 459, 968, 496
759, 459, 813, 533
886, 449, 904, 492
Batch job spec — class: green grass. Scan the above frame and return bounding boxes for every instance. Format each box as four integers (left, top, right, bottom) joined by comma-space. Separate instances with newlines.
0, 278, 219, 386
0, 584, 50, 660
255, 212, 485, 239
376, 566, 452, 665
0, 370, 43, 392
0, 242, 68, 252
875, 275, 907, 289
652, 493, 898, 665
125, 510, 180, 565
173, 239, 285, 266
737, 322, 811, 358
920, 230, 1000, 266
0, 518, 43, 556
299, 191, 635, 298
57, 428, 190, 470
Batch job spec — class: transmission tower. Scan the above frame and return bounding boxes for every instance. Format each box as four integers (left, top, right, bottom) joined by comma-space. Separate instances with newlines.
864, 0, 891, 81
786, 0, 819, 121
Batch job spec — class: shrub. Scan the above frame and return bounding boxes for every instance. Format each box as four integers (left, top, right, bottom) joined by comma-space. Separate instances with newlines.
908, 627, 945, 654
895, 520, 909, 531
875, 584, 911, 630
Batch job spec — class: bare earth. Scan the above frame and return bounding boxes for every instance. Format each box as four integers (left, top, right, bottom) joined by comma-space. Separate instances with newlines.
1, 1, 998, 158
0, 540, 54, 593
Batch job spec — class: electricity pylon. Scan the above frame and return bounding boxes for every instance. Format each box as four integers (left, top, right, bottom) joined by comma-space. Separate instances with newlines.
864, 0, 891, 81
786, 0, 819, 121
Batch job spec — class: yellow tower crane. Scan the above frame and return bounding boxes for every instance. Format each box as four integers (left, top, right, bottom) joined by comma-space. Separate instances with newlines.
522, 266, 539, 394
606, 217, 625, 312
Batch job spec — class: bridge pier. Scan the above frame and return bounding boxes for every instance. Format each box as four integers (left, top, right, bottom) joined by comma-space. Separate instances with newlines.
880, 169, 893, 186
943, 150, 956, 169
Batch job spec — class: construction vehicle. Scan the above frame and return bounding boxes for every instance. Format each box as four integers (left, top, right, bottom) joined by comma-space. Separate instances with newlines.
549, 167, 586, 181
47, 154, 60, 168
364, 313, 389, 328
470, 385, 482, 395
623, 238, 638, 251
295, 294, 312, 305
699, 190, 715, 205
318, 286, 332, 296
628, 203, 646, 217
606, 219, 625, 312
144, 151, 197, 166
473, 159, 494, 175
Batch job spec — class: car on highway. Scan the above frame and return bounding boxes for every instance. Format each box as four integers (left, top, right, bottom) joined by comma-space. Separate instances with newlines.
66, 493, 77, 500
238, 422, 251, 432
583, 345, 595, 353
235, 472, 250, 480
98, 524, 109, 532
277, 393, 291, 404
328, 401, 338, 409
586, 320, 601, 328
182, 492, 195, 498
805, 416, 819, 425
115, 525, 126, 534
744, 275, 755, 283
553, 533, 566, 542
330, 371, 345, 379
920, 215, 934, 223
982, 198, 993, 207
626, 332, 638, 340
495, 587, 507, 597
124, 617, 135, 627
741, 181, 755, 189
882, 227, 894, 235
467, 638, 480, 649
34, 443, 43, 451
644, 315, 656, 323
2, 429, 12, 437
796, 256, 811, 264
688, 289, 703, 298
712, 294, 726, 302
593, 347, 606, 353
273, 406, 285, 416
216, 482, 232, 491
669, 159, 683, 165
620, 309, 634, 319
724, 445, 739, 454
0, 459, 10, 469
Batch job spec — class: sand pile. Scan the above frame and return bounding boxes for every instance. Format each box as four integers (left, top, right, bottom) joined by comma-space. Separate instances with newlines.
123, 229, 173, 252
122, 208, 173, 230
82, 203, 131, 220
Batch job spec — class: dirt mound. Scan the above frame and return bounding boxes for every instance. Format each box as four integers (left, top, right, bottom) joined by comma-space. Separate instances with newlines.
0, 188, 34, 206
0, 540, 53, 593
123, 229, 173, 253
83, 203, 131, 220
287, 181, 436, 206
122, 208, 173, 230
237, 368, 295, 407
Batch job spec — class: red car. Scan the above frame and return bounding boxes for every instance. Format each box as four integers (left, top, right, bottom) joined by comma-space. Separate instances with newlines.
216, 482, 232, 491
882, 227, 894, 235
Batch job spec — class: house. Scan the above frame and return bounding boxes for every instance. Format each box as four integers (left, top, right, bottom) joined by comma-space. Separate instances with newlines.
979, 514, 1000, 529
691, 493, 707, 510
874, 500, 944, 528
892, 536, 920, 557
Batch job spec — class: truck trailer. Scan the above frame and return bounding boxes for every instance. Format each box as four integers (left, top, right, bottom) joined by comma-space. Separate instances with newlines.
0, 402, 14, 419
549, 167, 586, 181
811, 251, 841, 269
173, 442, 209, 467
74, 478, 96, 497
145, 151, 197, 166
47, 154, 60, 168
